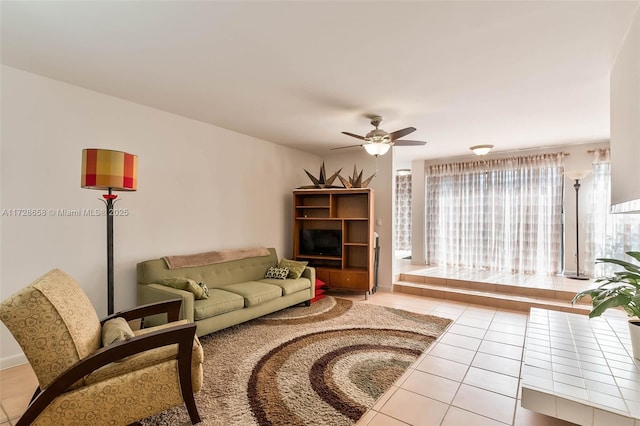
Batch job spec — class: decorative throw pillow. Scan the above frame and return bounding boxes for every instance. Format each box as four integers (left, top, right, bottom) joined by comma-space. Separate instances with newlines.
102, 317, 135, 346
278, 258, 308, 279
159, 277, 209, 300
265, 266, 290, 280
197, 281, 210, 297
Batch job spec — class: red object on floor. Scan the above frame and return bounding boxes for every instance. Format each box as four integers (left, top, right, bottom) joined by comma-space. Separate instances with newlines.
311, 279, 326, 303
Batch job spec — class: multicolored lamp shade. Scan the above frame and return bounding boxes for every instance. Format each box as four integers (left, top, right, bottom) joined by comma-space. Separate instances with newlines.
81, 148, 138, 191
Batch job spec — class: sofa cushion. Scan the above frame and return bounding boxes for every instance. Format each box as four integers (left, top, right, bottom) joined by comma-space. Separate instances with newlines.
102, 317, 135, 346
193, 289, 245, 321
159, 277, 209, 300
265, 267, 289, 280
278, 259, 308, 279
260, 277, 311, 296
222, 282, 282, 307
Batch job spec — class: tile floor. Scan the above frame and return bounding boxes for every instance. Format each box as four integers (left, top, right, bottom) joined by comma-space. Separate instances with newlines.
0, 290, 577, 426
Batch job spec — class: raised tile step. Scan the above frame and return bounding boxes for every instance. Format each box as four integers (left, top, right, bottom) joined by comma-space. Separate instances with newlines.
398, 272, 584, 303
393, 280, 592, 315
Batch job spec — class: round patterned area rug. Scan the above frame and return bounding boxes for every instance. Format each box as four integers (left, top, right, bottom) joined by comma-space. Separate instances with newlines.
142, 297, 451, 426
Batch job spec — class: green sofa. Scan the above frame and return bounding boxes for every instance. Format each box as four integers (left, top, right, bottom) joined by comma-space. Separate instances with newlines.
136, 248, 315, 337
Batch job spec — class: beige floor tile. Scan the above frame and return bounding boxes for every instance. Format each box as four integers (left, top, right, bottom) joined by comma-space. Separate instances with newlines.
472, 352, 523, 378
428, 342, 477, 365
484, 330, 526, 346
441, 406, 509, 426
379, 388, 449, 426
452, 384, 517, 424
463, 366, 521, 398
372, 386, 398, 411
429, 309, 462, 321
455, 315, 493, 330
401, 370, 460, 404
448, 323, 488, 339
463, 305, 497, 315
0, 364, 37, 402
437, 332, 482, 351
1, 394, 30, 420
493, 311, 529, 326
489, 321, 527, 336
415, 355, 469, 382
366, 412, 410, 426
355, 409, 378, 425
478, 339, 524, 361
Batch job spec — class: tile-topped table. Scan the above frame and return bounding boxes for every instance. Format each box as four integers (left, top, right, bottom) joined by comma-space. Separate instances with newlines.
521, 308, 640, 426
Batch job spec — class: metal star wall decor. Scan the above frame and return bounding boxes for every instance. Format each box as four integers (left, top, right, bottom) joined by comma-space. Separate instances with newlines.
298, 162, 343, 188
338, 165, 376, 188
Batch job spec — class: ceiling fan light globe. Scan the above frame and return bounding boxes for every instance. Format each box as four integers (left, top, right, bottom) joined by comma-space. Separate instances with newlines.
364, 143, 391, 156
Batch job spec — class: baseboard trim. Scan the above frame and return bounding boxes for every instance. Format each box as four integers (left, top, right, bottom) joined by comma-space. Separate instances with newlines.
0, 353, 28, 370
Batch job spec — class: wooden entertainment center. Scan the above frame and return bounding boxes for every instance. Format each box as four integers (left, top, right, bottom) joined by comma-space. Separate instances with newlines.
292, 188, 375, 298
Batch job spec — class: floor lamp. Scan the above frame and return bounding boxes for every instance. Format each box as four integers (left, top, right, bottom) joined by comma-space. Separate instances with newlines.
81, 149, 138, 315
565, 169, 591, 280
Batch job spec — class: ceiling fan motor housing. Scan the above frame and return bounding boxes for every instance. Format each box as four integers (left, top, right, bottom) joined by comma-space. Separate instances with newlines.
365, 128, 391, 143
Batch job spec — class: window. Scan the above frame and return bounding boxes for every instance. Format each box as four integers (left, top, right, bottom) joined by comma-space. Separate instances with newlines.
585, 149, 640, 277
425, 153, 564, 274
395, 174, 412, 251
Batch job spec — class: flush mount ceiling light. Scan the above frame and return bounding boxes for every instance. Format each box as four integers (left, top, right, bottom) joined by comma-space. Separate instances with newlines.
470, 144, 494, 156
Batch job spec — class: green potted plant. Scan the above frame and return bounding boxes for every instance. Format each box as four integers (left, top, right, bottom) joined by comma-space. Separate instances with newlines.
572, 251, 640, 363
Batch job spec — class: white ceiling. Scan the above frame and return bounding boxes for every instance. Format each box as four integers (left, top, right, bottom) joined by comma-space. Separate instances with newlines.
2, 1, 638, 166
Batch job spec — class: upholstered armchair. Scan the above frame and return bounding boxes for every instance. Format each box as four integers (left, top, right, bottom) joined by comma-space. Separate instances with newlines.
0, 269, 203, 425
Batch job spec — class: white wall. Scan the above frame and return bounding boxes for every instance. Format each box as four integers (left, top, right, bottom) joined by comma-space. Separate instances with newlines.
610, 8, 640, 212
323, 151, 394, 293
0, 66, 320, 367
411, 142, 609, 275
409, 159, 426, 266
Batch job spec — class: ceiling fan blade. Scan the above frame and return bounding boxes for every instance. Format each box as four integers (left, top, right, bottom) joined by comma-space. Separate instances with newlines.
393, 140, 427, 146
389, 127, 416, 141
341, 131, 366, 140
330, 144, 363, 151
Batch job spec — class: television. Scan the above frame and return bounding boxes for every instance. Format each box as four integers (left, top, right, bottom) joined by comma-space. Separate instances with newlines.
300, 229, 342, 256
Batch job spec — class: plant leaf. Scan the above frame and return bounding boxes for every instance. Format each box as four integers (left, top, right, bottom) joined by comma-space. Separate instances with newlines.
596, 257, 640, 274
625, 251, 640, 263
589, 294, 631, 318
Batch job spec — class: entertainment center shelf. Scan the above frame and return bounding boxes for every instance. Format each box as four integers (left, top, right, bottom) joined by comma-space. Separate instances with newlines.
293, 188, 375, 298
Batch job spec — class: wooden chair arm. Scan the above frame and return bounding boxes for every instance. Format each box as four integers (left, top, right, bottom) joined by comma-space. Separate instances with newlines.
17, 322, 197, 426
101, 298, 182, 325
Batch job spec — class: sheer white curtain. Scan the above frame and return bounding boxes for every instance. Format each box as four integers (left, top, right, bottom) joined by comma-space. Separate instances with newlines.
425, 153, 564, 274
585, 148, 640, 277
395, 175, 412, 251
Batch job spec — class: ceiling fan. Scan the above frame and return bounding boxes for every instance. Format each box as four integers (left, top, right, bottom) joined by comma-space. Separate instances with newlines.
332, 115, 427, 156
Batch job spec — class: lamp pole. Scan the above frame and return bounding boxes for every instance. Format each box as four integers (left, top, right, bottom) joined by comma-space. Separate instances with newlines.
568, 178, 589, 280
81, 148, 137, 316
103, 188, 118, 314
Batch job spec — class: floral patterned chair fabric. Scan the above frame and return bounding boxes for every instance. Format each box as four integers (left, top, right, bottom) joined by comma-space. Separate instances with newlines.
0, 268, 202, 425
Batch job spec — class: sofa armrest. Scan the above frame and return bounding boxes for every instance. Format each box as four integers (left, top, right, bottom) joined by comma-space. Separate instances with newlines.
302, 266, 316, 299
137, 284, 195, 324
101, 299, 182, 325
